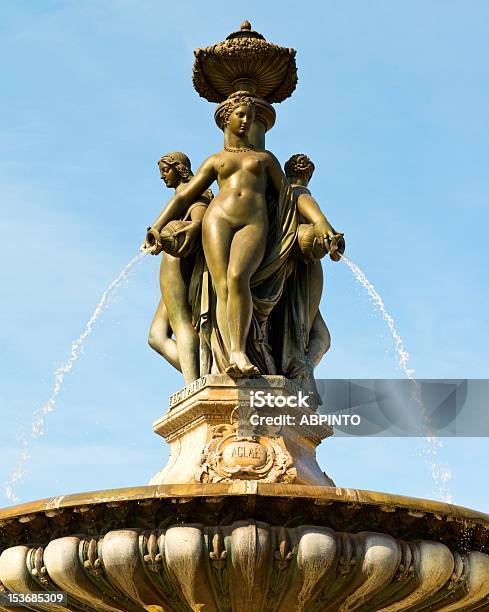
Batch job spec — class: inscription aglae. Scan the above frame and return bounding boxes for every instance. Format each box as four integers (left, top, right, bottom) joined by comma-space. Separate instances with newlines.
222, 441, 267, 468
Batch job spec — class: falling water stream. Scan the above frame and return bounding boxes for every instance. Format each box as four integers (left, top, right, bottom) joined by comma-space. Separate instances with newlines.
341, 254, 453, 503
4, 252, 146, 503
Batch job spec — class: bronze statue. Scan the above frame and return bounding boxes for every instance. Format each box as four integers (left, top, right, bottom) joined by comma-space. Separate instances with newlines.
142, 22, 345, 386
144, 93, 286, 377
284, 154, 344, 372
146, 152, 212, 384
143, 144, 343, 384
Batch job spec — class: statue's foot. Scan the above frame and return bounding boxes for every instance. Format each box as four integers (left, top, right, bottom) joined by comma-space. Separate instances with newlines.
225, 362, 243, 378
229, 351, 260, 378
241, 363, 260, 377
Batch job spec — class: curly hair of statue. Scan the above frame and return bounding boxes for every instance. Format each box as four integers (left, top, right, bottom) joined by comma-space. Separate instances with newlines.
214, 91, 256, 131
284, 153, 316, 181
157, 152, 193, 182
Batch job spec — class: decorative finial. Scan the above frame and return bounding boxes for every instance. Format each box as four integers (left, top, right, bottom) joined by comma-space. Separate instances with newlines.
193, 23, 297, 103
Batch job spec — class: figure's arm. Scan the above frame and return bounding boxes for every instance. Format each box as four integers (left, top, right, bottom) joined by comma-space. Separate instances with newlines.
296, 189, 335, 235
150, 156, 216, 232
297, 189, 345, 259
266, 153, 336, 238
170, 203, 207, 255
189, 204, 206, 223
298, 189, 345, 256
157, 202, 207, 257
265, 151, 344, 258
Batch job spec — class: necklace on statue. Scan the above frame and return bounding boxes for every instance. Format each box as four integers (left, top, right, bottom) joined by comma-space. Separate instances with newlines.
224, 144, 255, 153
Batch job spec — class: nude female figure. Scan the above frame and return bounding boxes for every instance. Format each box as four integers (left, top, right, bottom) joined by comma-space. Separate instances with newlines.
146, 152, 211, 384
143, 92, 289, 377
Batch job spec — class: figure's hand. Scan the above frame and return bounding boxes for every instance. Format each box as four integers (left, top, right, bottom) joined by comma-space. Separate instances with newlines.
172, 221, 201, 257
140, 227, 163, 255
312, 218, 345, 261
313, 218, 335, 250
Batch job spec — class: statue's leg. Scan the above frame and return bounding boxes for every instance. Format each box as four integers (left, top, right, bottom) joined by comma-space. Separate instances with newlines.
308, 261, 323, 327
160, 253, 200, 384
308, 311, 331, 368
306, 262, 330, 367
226, 222, 267, 376
202, 213, 233, 354
148, 298, 181, 371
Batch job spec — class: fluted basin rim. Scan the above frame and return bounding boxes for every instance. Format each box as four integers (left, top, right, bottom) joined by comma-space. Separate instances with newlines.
1, 483, 488, 525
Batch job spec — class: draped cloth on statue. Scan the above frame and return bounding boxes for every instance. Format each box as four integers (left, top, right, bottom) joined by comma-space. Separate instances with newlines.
189, 179, 312, 378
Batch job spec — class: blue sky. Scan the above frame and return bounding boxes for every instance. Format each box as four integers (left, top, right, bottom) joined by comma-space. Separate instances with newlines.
1, 1, 488, 510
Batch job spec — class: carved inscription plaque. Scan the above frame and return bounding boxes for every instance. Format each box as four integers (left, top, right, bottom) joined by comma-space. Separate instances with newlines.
222, 441, 268, 468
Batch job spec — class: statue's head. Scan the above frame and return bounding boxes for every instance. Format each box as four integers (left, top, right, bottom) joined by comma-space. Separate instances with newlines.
157, 152, 193, 188
284, 154, 315, 185
215, 91, 256, 134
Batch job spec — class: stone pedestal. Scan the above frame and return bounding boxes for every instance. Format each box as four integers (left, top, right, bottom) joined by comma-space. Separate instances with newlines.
150, 375, 335, 486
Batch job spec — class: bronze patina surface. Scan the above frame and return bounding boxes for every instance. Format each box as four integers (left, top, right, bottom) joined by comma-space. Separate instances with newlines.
142, 22, 344, 388
192, 21, 298, 103
147, 152, 213, 384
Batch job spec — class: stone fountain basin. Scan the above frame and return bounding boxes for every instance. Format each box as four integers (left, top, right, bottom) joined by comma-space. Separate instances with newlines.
1, 484, 489, 611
